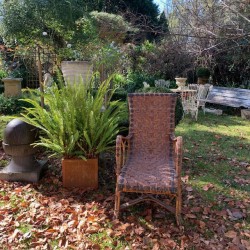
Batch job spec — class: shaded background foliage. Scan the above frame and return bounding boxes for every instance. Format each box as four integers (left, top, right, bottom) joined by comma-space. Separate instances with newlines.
0, 0, 249, 88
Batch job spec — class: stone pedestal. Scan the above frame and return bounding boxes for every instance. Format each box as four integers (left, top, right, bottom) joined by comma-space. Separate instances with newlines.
0, 160, 47, 182
2, 78, 22, 97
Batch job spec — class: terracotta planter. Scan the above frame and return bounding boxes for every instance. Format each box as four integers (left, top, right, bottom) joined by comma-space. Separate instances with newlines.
197, 77, 209, 84
62, 158, 98, 189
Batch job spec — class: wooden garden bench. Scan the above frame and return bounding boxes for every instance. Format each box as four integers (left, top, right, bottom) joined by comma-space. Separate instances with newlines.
201, 86, 250, 109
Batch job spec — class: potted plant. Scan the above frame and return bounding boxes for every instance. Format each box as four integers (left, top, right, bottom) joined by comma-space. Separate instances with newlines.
20, 75, 125, 189
196, 67, 210, 84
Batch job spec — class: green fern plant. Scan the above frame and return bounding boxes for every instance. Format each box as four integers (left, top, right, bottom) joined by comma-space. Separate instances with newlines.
20, 76, 125, 159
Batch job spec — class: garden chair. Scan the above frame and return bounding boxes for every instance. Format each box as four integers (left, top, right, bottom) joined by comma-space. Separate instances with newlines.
196, 84, 213, 113
155, 79, 170, 88
114, 93, 183, 225
180, 84, 212, 120
179, 89, 199, 120
187, 83, 198, 90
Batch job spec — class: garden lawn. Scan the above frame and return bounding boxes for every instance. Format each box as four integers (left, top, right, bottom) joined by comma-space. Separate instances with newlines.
0, 113, 249, 249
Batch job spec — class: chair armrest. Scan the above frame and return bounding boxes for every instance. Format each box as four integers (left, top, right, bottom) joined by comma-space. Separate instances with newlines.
116, 135, 131, 175
170, 134, 183, 176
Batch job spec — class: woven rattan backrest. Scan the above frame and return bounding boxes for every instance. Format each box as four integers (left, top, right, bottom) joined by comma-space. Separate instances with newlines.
128, 93, 177, 159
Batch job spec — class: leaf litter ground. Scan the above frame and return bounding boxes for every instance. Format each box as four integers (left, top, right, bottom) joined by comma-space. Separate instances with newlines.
0, 113, 249, 249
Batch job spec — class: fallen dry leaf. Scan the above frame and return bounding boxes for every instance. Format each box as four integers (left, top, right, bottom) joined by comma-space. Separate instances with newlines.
225, 230, 238, 238
198, 220, 206, 229
85, 225, 100, 234
0, 139, 249, 250
203, 183, 214, 191
8, 229, 21, 242
152, 242, 160, 250
135, 227, 145, 236
241, 239, 250, 250
191, 207, 202, 213
185, 214, 197, 219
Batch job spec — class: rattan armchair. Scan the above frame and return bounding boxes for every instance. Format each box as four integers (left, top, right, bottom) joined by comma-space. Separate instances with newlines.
114, 93, 183, 225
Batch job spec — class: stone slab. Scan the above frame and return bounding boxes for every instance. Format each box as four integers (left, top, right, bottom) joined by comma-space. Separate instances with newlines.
241, 109, 250, 120
204, 108, 223, 115
0, 160, 48, 182
206, 86, 250, 108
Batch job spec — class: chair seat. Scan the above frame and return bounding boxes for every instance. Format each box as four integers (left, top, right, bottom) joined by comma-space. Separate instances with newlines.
118, 157, 177, 193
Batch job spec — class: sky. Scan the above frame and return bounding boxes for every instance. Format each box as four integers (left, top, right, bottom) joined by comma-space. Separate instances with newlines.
153, 0, 165, 12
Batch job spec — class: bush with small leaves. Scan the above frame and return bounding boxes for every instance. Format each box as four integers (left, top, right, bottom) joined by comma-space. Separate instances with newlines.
0, 93, 34, 115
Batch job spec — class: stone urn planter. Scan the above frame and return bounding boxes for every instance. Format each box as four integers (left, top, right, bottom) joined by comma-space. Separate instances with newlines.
175, 77, 187, 89
2, 78, 22, 97
61, 61, 93, 85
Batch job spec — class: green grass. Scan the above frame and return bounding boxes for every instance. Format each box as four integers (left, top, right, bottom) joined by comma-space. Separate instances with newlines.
0, 120, 7, 141
89, 232, 125, 249
18, 224, 32, 234
176, 112, 250, 201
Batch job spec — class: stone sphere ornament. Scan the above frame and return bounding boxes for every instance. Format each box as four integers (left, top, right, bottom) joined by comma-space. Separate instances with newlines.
0, 118, 47, 182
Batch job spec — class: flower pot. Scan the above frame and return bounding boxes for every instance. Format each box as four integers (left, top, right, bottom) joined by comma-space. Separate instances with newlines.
61, 61, 93, 85
2, 78, 22, 97
197, 77, 209, 84
175, 78, 187, 89
62, 158, 98, 189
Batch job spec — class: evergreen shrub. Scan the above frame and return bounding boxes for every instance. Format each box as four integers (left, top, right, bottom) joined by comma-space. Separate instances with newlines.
125, 71, 156, 93
0, 93, 33, 115
196, 67, 210, 78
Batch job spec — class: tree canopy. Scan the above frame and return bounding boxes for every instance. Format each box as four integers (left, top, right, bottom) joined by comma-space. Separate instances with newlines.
166, 0, 250, 85
0, 0, 249, 86
0, 0, 164, 47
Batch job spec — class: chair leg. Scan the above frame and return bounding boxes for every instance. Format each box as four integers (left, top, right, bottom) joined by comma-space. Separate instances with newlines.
114, 188, 121, 219
202, 105, 206, 114
175, 194, 182, 226
195, 109, 198, 121
182, 110, 185, 119
176, 176, 182, 225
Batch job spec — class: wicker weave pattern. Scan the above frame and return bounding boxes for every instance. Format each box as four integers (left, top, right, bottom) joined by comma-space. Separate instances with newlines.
114, 93, 183, 225
118, 94, 177, 193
